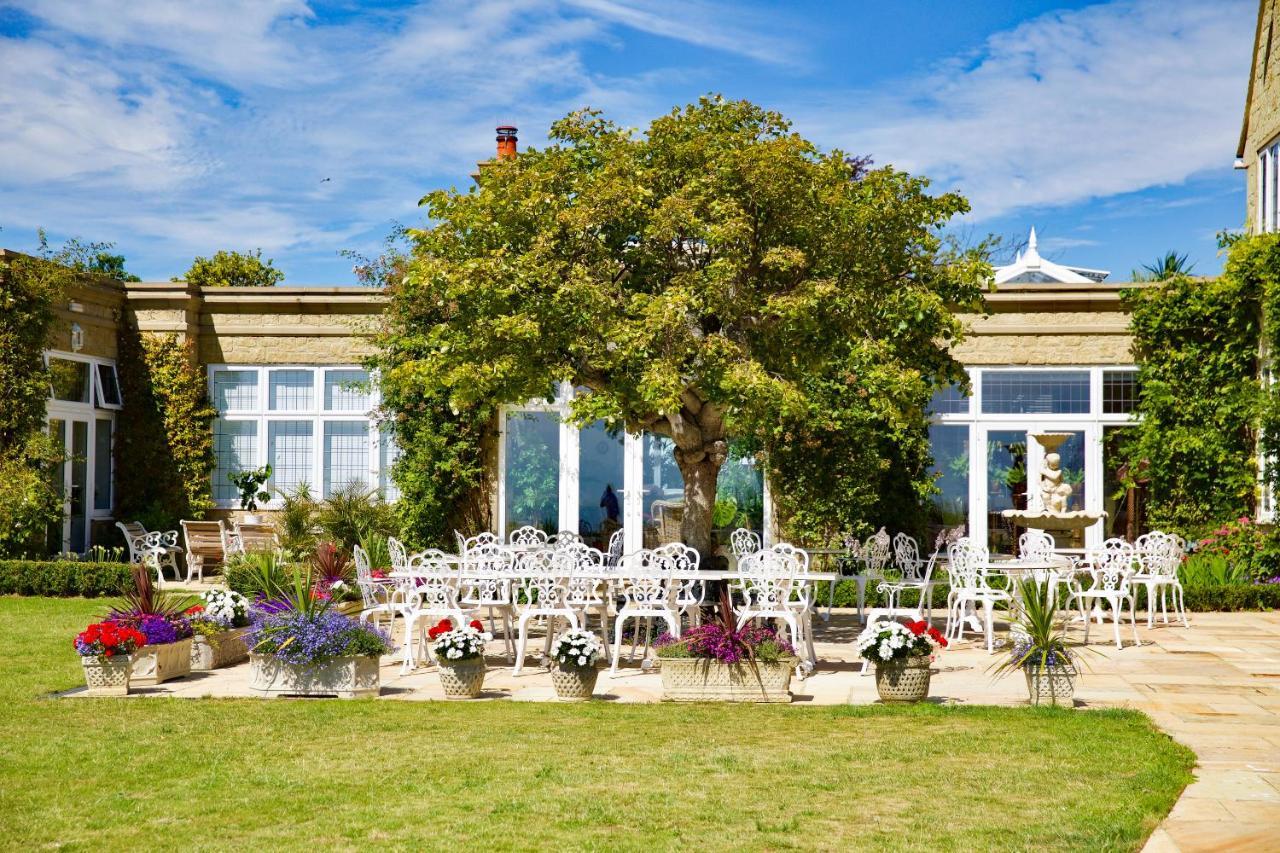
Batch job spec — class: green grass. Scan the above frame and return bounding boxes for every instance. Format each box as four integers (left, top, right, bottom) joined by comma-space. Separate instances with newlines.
0, 596, 1194, 851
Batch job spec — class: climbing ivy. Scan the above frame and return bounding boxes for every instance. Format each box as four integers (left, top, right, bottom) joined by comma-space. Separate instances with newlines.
1121, 236, 1271, 535
115, 323, 217, 530
0, 253, 65, 557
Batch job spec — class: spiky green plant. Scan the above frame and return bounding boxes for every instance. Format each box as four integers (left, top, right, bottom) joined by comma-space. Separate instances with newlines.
989, 579, 1092, 678
275, 482, 318, 555
108, 563, 195, 621
1133, 250, 1195, 282
356, 528, 392, 571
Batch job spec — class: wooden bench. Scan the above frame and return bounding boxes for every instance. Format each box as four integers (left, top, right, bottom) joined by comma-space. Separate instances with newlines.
180, 520, 227, 583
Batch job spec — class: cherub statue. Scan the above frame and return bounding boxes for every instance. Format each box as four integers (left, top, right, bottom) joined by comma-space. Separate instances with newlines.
1040, 452, 1071, 513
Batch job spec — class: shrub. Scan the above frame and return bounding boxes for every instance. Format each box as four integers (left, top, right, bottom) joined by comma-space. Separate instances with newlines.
315, 483, 397, 549
0, 559, 134, 597
1182, 583, 1280, 612
1183, 517, 1280, 584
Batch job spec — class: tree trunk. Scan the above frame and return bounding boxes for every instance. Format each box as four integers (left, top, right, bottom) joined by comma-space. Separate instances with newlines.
675, 440, 728, 561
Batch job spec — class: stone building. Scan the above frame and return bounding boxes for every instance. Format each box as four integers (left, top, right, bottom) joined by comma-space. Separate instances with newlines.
1239, 0, 1280, 234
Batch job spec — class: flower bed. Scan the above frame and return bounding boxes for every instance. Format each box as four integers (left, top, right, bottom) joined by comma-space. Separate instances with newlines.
244, 608, 392, 698
187, 590, 253, 670
75, 621, 146, 696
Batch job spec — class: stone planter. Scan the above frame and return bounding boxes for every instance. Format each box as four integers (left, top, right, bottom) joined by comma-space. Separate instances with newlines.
874, 656, 932, 703
130, 637, 192, 685
438, 659, 486, 699
248, 653, 381, 698
1024, 663, 1076, 707
82, 655, 132, 696
551, 661, 599, 701
191, 627, 250, 671
659, 657, 796, 703
335, 600, 364, 617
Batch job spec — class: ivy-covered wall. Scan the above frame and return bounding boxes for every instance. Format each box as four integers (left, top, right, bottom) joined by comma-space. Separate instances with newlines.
115, 320, 217, 531
1121, 234, 1278, 535
0, 253, 66, 557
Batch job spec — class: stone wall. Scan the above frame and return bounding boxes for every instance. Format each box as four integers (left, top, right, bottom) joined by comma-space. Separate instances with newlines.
1243, 0, 1278, 230
50, 279, 123, 359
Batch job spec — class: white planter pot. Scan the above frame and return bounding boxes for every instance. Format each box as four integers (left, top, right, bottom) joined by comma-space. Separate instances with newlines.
130, 638, 193, 685
659, 657, 796, 703
191, 627, 250, 671
1024, 663, 1076, 707
82, 655, 132, 696
248, 653, 381, 698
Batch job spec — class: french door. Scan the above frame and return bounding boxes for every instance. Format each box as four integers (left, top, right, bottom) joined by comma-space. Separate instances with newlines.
45, 414, 113, 554
971, 422, 1103, 554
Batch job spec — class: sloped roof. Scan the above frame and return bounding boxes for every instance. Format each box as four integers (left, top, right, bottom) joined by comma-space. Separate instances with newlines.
992, 228, 1111, 285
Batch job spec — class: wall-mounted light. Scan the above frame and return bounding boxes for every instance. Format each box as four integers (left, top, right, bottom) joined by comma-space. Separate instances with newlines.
70, 322, 84, 352
1234, 157, 1247, 170
68, 301, 84, 313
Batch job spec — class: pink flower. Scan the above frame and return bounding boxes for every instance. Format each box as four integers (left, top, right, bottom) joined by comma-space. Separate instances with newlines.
1239, 516, 1251, 525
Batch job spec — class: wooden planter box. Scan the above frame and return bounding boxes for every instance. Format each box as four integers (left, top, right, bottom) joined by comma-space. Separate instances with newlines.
659, 657, 796, 703
130, 638, 193, 685
248, 653, 381, 699
191, 627, 250, 671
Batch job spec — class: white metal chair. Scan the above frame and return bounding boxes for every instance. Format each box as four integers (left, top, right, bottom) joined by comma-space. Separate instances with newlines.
354, 544, 400, 634
117, 521, 183, 584
399, 550, 467, 673
459, 543, 516, 661
610, 550, 681, 674
564, 542, 611, 637
1133, 531, 1189, 628
549, 530, 582, 550
734, 548, 816, 667
512, 551, 580, 675
1066, 538, 1142, 649
605, 528, 625, 569
852, 527, 891, 622
881, 532, 938, 620
654, 541, 702, 627
1017, 529, 1056, 562
730, 528, 761, 560
509, 525, 549, 547
944, 538, 1011, 653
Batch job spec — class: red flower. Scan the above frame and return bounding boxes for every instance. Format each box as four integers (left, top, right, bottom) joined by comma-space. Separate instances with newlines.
905, 620, 927, 636
469, 620, 484, 632
184, 604, 205, 615
427, 619, 454, 640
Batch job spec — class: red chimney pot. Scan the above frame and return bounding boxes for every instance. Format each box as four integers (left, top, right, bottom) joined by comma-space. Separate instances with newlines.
496, 125, 518, 160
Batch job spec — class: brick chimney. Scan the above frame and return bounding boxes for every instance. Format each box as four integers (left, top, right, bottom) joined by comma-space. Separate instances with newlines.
496, 125, 518, 160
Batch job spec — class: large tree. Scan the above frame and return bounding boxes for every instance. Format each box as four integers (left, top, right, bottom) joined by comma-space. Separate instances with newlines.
178, 249, 284, 287
385, 97, 988, 555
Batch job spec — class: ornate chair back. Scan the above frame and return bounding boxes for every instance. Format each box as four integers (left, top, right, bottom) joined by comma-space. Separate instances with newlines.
892, 533, 925, 581
947, 537, 990, 589
730, 528, 762, 558
606, 528, 626, 568
864, 527, 892, 574
388, 537, 408, 572
509, 525, 548, 547
1017, 529, 1056, 563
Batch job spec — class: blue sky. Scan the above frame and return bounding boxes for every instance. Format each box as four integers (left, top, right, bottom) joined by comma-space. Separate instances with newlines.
0, 0, 1255, 283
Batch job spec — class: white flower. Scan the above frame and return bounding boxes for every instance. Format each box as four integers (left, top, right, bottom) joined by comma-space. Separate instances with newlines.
878, 643, 893, 660
577, 655, 587, 666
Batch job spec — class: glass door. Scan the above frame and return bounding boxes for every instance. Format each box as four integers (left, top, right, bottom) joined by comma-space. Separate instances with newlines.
46, 417, 91, 553
985, 429, 1028, 554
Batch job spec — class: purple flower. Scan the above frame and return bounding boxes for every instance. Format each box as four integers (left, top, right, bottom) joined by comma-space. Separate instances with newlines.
244, 610, 392, 665
656, 623, 793, 664
108, 612, 192, 645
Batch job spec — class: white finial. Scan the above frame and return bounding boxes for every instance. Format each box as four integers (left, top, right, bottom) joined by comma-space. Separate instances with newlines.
1028, 226, 1037, 251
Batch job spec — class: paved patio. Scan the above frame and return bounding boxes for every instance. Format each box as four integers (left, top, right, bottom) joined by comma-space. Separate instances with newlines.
61, 607, 1280, 851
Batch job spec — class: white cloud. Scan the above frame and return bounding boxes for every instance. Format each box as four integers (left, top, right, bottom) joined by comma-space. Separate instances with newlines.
800, 0, 1253, 221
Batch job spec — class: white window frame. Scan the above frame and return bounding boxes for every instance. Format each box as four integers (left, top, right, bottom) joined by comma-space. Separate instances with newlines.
930, 366, 1139, 551
43, 350, 120, 551
497, 382, 771, 553
207, 364, 388, 509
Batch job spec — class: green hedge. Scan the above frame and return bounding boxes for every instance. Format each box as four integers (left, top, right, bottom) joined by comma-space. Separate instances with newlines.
0, 560, 134, 597
1182, 584, 1280, 612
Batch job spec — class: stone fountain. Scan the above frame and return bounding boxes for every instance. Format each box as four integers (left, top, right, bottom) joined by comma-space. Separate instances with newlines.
1001, 432, 1105, 532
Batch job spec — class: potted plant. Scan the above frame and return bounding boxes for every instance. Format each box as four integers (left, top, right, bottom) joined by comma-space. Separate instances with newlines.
75, 621, 146, 696
187, 589, 252, 671
229, 464, 272, 524
107, 565, 195, 685
244, 565, 392, 698
991, 579, 1085, 707
310, 542, 360, 614
856, 619, 946, 703
428, 619, 491, 699
548, 628, 604, 700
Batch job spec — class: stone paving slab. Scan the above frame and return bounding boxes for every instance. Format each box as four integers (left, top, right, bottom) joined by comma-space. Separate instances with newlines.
56, 608, 1280, 851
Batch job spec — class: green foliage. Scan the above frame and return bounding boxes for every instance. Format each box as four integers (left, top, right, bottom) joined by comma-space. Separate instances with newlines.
224, 550, 291, 600
1181, 583, 1280, 611
989, 580, 1082, 678
380, 97, 988, 552
178, 249, 284, 288
115, 326, 217, 528
0, 559, 134, 596
275, 483, 320, 555
228, 464, 272, 511
33, 229, 140, 281
357, 528, 392, 571
341, 224, 411, 287
1131, 250, 1194, 282
1183, 517, 1280, 584
1121, 260, 1263, 532
314, 482, 398, 550
0, 253, 71, 556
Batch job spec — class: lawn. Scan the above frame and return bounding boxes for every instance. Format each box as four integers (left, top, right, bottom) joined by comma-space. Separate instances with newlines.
0, 596, 1193, 851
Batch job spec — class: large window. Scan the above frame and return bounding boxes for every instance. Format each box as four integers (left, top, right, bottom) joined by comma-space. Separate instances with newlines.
208, 365, 390, 506
981, 370, 1090, 415
503, 410, 561, 537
